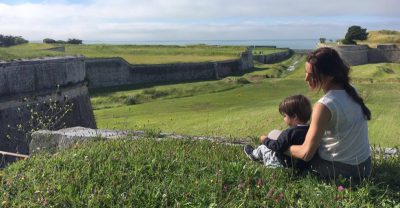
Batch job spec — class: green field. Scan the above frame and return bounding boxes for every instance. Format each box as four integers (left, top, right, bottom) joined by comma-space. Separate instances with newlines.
252, 47, 287, 55
1, 139, 398, 207
0, 43, 250, 64
93, 56, 400, 147
357, 30, 400, 47
1, 50, 400, 206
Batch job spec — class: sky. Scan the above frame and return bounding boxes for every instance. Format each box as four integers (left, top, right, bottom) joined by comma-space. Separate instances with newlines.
0, 0, 399, 42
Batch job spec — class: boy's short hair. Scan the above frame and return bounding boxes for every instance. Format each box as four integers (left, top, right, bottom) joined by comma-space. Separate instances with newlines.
279, 94, 312, 123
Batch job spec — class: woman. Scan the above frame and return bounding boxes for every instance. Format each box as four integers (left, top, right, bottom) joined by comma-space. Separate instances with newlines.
289, 47, 372, 181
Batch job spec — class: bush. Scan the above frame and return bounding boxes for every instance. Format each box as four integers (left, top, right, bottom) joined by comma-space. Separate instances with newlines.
67, 38, 83, 44
344, 25, 368, 44
0, 34, 28, 47
43, 38, 56, 44
341, 38, 356, 45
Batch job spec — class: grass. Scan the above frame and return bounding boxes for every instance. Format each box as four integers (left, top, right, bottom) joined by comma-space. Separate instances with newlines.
252, 47, 287, 55
0, 43, 248, 64
1, 50, 400, 206
357, 30, 400, 47
93, 56, 400, 147
0, 139, 398, 207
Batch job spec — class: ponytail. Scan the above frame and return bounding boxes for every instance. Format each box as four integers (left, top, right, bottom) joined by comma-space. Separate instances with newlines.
343, 83, 371, 120
308, 47, 372, 120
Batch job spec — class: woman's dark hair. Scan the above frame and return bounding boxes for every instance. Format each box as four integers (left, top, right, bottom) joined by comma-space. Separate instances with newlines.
279, 94, 312, 123
306, 47, 371, 120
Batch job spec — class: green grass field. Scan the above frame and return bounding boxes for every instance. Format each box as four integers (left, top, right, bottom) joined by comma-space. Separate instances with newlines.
1, 50, 400, 206
252, 47, 287, 55
357, 30, 400, 46
1, 139, 398, 207
0, 43, 250, 64
93, 56, 400, 147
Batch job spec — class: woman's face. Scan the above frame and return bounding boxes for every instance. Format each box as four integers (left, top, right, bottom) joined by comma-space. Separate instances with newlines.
305, 62, 316, 89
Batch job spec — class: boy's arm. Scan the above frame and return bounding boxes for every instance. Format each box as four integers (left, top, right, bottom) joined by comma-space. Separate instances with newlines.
263, 130, 291, 153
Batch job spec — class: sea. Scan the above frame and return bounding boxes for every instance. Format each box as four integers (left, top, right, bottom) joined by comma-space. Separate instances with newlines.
83, 39, 324, 50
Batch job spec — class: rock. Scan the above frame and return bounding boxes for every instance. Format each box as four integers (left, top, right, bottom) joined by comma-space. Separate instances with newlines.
30, 127, 131, 154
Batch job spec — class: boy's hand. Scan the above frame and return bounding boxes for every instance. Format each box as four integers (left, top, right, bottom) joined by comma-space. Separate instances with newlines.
259, 135, 268, 144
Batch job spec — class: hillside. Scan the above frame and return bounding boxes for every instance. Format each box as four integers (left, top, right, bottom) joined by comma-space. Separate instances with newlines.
1, 54, 400, 206
0, 43, 247, 64
0, 139, 398, 207
357, 30, 400, 46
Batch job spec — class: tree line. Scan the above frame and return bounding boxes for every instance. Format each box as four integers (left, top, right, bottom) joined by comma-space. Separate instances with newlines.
0, 35, 28, 47
43, 38, 83, 44
0, 34, 83, 47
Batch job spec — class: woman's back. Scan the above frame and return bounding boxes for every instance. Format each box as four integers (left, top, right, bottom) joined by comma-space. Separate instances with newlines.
318, 90, 370, 165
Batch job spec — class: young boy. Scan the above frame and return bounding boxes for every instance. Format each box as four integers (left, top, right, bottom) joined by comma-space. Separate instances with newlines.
244, 94, 312, 169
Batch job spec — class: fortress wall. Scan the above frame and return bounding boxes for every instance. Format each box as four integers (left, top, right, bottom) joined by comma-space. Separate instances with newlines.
0, 57, 96, 167
0, 56, 85, 96
86, 49, 253, 89
253, 49, 292, 64
324, 44, 399, 66
368, 45, 400, 64
334, 45, 369, 66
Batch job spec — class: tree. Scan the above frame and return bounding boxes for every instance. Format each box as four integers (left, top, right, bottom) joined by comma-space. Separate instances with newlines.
43, 38, 56, 44
319, 38, 326, 43
0, 34, 28, 47
67, 38, 83, 44
343, 25, 368, 44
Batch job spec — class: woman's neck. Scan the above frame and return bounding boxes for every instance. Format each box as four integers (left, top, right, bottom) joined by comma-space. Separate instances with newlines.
322, 82, 343, 94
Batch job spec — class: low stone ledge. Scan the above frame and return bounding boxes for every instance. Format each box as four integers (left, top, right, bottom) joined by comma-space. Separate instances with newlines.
30, 127, 398, 158
30, 127, 132, 154
29, 127, 248, 154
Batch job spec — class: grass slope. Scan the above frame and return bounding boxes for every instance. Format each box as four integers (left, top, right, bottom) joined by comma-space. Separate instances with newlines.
0, 43, 250, 64
1, 139, 398, 207
357, 30, 400, 46
94, 57, 400, 147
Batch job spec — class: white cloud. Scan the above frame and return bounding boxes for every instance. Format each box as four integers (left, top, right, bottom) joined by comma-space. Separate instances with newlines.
0, 0, 399, 41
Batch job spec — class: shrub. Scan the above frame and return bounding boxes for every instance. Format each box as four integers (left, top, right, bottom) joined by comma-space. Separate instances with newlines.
0, 34, 28, 47
43, 38, 56, 44
344, 25, 368, 45
67, 38, 83, 44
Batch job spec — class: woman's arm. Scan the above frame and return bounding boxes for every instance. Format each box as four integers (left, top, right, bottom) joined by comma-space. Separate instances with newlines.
289, 103, 331, 161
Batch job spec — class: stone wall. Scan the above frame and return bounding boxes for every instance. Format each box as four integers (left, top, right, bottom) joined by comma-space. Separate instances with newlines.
85, 49, 253, 89
253, 49, 293, 64
368, 44, 400, 64
334, 45, 370, 66
325, 44, 400, 66
0, 57, 96, 167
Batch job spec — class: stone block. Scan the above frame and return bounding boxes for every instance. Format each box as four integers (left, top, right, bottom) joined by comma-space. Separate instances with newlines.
30, 127, 130, 154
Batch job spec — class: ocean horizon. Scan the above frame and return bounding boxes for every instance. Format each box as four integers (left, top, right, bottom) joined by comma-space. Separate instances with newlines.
77, 39, 334, 50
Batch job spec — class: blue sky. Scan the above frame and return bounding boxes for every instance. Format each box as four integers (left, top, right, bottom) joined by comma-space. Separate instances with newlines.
0, 0, 399, 41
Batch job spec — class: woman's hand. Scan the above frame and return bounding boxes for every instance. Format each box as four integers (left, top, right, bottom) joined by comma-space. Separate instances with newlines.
289, 103, 331, 161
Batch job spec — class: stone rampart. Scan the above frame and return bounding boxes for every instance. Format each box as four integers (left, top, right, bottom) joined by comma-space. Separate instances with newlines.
323, 44, 400, 66
85, 49, 253, 89
368, 44, 400, 64
253, 49, 293, 64
0, 57, 96, 167
334, 45, 369, 66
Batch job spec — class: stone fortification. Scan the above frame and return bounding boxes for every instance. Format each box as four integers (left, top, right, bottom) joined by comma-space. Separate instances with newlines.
0, 56, 96, 167
368, 44, 400, 64
85, 49, 253, 89
253, 49, 293, 64
325, 44, 400, 66
334, 45, 370, 66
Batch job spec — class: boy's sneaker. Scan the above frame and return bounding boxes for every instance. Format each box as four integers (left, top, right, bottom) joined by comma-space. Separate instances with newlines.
243, 144, 257, 161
